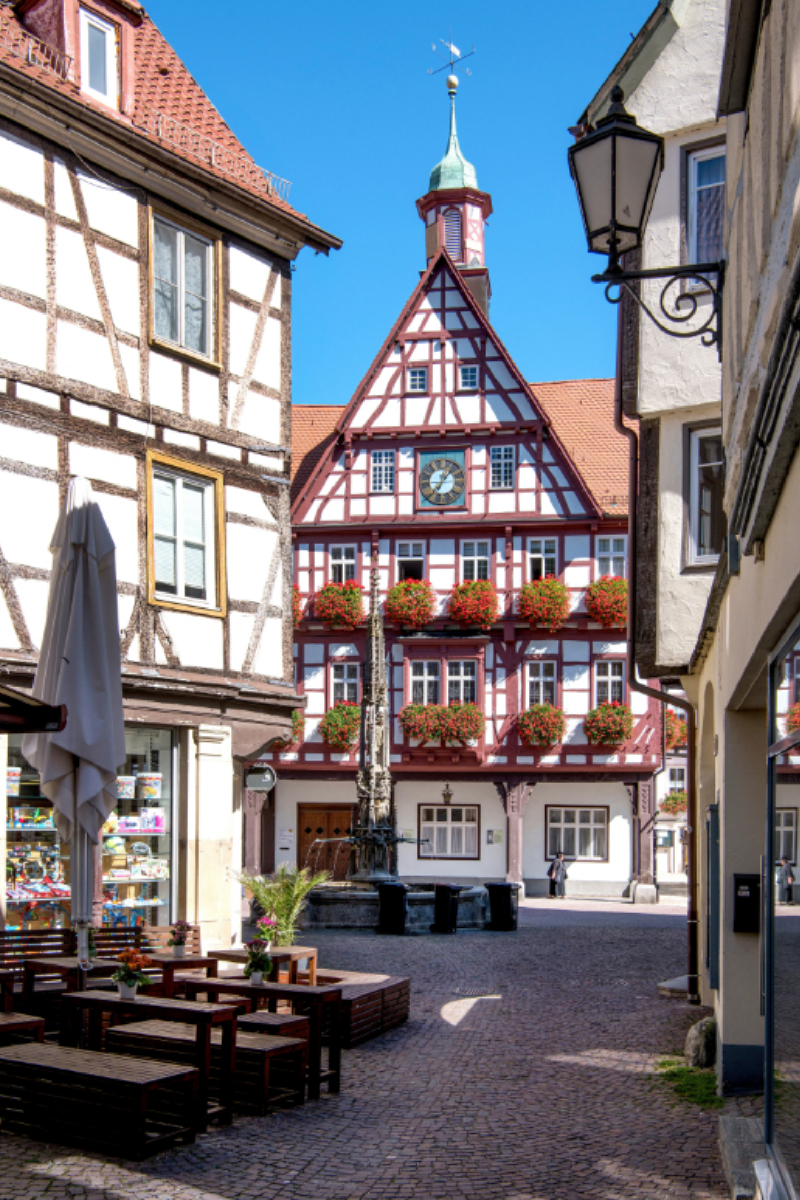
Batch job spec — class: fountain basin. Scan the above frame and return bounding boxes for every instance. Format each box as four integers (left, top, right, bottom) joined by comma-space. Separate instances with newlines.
299, 883, 490, 933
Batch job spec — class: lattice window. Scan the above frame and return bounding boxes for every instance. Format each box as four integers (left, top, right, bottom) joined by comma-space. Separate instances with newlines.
408, 367, 429, 393
371, 450, 395, 494
411, 661, 440, 705
595, 660, 625, 705
547, 808, 608, 860
332, 663, 359, 704
528, 661, 557, 706
529, 538, 558, 580
330, 546, 356, 583
420, 805, 479, 858
448, 661, 477, 705
490, 446, 515, 490
597, 536, 627, 577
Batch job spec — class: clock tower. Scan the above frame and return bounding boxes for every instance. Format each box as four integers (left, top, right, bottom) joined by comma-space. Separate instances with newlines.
416, 75, 493, 316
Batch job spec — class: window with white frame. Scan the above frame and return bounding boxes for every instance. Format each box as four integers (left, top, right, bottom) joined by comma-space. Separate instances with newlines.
597, 536, 627, 577
330, 546, 356, 583
547, 808, 608, 860
688, 147, 725, 264
490, 446, 515, 490
669, 767, 686, 792
529, 537, 558, 580
80, 8, 118, 107
397, 542, 424, 582
595, 660, 625, 705
419, 805, 479, 858
332, 663, 359, 704
408, 367, 428, 393
775, 810, 797, 864
528, 661, 557, 707
459, 365, 478, 390
150, 457, 220, 609
411, 661, 440, 705
443, 209, 463, 261
689, 428, 725, 564
371, 450, 395, 493
448, 660, 477, 704
153, 214, 215, 359
462, 540, 490, 582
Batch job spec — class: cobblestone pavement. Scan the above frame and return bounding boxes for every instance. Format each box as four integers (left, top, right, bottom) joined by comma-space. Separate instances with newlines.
0, 898, 732, 1200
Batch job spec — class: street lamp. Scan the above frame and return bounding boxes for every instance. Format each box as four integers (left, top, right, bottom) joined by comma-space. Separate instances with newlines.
569, 85, 725, 352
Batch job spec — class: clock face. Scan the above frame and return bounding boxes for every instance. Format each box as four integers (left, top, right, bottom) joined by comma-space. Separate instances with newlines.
419, 457, 466, 506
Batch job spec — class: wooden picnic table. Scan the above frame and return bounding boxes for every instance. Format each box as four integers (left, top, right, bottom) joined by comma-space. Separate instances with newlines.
140, 952, 219, 998
209, 945, 319, 984
22, 955, 123, 1005
59, 990, 238, 1131
183, 976, 341, 1101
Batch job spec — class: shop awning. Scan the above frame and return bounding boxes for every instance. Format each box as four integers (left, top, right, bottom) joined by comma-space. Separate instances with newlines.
0, 682, 66, 734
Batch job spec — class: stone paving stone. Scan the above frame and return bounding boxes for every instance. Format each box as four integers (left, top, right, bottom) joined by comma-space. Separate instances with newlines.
0, 900, 732, 1199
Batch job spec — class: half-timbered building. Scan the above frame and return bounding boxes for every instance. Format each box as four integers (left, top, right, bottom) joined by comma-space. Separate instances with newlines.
0, 0, 339, 946
261, 82, 661, 896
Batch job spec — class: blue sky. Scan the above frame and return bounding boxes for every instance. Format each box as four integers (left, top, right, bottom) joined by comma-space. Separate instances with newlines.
145, 1, 656, 404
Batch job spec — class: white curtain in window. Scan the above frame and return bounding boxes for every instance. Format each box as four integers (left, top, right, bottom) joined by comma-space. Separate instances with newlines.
154, 221, 179, 343
153, 475, 177, 590
184, 233, 208, 354
182, 483, 206, 596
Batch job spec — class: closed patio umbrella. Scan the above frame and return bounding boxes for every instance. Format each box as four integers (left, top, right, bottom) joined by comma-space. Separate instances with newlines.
23, 478, 125, 965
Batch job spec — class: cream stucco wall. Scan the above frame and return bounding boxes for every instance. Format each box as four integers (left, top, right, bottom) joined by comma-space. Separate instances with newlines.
522, 782, 632, 894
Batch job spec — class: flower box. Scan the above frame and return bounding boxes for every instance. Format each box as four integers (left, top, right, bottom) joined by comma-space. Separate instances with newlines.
448, 580, 498, 630
584, 576, 627, 627
320, 701, 360, 751
660, 790, 688, 815
584, 701, 633, 746
664, 709, 687, 750
314, 581, 364, 630
518, 577, 570, 631
518, 704, 566, 747
385, 579, 435, 629
398, 702, 485, 745
292, 585, 304, 627
787, 702, 800, 734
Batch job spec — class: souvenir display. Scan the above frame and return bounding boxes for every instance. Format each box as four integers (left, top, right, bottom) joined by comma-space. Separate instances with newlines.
6, 768, 21, 797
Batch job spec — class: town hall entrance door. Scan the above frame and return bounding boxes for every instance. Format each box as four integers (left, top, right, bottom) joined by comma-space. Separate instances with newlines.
297, 804, 355, 881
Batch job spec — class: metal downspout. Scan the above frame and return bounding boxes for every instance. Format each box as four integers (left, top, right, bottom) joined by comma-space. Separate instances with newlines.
613, 308, 700, 1005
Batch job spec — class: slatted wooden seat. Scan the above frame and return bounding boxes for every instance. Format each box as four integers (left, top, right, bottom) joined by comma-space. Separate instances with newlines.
0, 1011, 45, 1041
315, 970, 410, 1047
237, 1010, 310, 1040
106, 1020, 307, 1115
0, 1041, 197, 1159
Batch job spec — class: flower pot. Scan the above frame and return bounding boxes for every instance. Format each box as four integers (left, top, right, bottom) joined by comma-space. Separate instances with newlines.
117, 981, 138, 1000
249, 971, 263, 986
172, 944, 185, 958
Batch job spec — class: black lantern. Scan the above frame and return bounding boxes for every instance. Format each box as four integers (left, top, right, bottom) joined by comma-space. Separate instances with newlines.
569, 85, 725, 352
569, 86, 663, 272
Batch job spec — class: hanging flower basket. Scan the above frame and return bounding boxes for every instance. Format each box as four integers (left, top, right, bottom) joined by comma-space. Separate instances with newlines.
314, 581, 364, 630
398, 704, 443, 744
448, 580, 498, 630
585, 576, 627, 627
584, 701, 633, 746
660, 790, 688, 816
292, 585, 303, 627
440, 702, 485, 744
518, 578, 570, 632
385, 579, 435, 629
518, 704, 567, 747
787, 702, 800, 734
664, 709, 687, 750
319, 701, 360, 751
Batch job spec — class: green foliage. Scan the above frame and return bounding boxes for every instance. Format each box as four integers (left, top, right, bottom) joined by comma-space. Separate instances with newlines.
654, 1058, 723, 1110
241, 864, 331, 946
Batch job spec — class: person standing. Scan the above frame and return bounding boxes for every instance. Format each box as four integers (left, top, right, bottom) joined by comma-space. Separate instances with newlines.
778, 857, 796, 905
547, 852, 568, 899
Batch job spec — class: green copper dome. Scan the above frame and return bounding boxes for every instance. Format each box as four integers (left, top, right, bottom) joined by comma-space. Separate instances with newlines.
429, 76, 478, 192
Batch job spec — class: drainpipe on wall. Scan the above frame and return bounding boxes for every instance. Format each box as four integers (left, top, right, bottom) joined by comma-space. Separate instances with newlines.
612, 309, 700, 1006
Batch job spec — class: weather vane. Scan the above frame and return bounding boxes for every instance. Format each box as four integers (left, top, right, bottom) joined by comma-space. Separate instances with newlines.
428, 31, 475, 79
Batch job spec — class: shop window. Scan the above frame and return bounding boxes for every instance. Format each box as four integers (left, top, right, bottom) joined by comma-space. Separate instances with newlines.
411, 660, 440, 705
462, 540, 490, 582
546, 807, 608, 861
597, 535, 627, 577
148, 452, 225, 614
151, 211, 218, 361
332, 662, 359, 704
687, 147, 725, 264
408, 367, 428, 393
688, 428, 725, 564
448, 660, 477, 704
397, 541, 424, 581
419, 804, 479, 858
595, 660, 625, 705
459, 365, 478, 390
330, 545, 356, 583
490, 446, 515, 490
371, 450, 395, 494
775, 810, 797, 864
80, 7, 118, 107
530, 537, 557, 580
528, 661, 557, 706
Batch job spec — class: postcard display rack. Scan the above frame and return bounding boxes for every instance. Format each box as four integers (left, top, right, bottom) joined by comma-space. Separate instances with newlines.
5, 728, 174, 930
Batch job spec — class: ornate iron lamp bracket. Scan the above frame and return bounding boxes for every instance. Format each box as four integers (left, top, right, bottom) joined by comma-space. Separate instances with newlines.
592, 261, 725, 357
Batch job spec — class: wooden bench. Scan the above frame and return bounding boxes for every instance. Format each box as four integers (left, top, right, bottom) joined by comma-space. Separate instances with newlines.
0, 1041, 197, 1159
238, 1010, 310, 1040
107, 1019, 307, 1115
0, 1011, 45, 1042
315, 971, 410, 1047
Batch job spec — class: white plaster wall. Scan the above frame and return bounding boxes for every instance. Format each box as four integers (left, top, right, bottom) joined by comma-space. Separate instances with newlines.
160, 610, 224, 671
0, 298, 46, 370
253, 617, 282, 678
0, 203, 46, 298
0, 472, 59, 569
522, 782, 632, 884
226, 524, 276, 604
0, 130, 44, 204
57, 322, 117, 392
395, 781, 507, 880
78, 171, 138, 247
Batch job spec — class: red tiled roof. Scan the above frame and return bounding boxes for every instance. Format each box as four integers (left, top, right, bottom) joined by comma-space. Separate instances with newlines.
529, 378, 630, 517
291, 404, 346, 504
0, 3, 327, 229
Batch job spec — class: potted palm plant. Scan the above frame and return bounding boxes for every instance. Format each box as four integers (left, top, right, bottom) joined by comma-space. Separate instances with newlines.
241, 864, 331, 946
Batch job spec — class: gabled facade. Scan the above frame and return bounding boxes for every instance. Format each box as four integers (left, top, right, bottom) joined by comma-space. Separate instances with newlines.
0, 0, 339, 946
256, 86, 662, 896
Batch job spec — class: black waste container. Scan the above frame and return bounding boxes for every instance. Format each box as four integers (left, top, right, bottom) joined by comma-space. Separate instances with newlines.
377, 881, 408, 935
431, 883, 464, 934
485, 882, 521, 931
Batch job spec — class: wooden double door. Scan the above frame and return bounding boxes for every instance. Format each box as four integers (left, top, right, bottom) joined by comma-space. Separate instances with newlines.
298, 804, 356, 881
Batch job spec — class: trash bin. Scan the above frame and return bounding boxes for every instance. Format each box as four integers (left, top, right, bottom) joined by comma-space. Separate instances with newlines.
431, 883, 464, 934
485, 882, 521, 931
377, 881, 408, 935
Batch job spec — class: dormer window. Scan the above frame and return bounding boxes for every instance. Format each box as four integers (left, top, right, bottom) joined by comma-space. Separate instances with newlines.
80, 8, 118, 108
